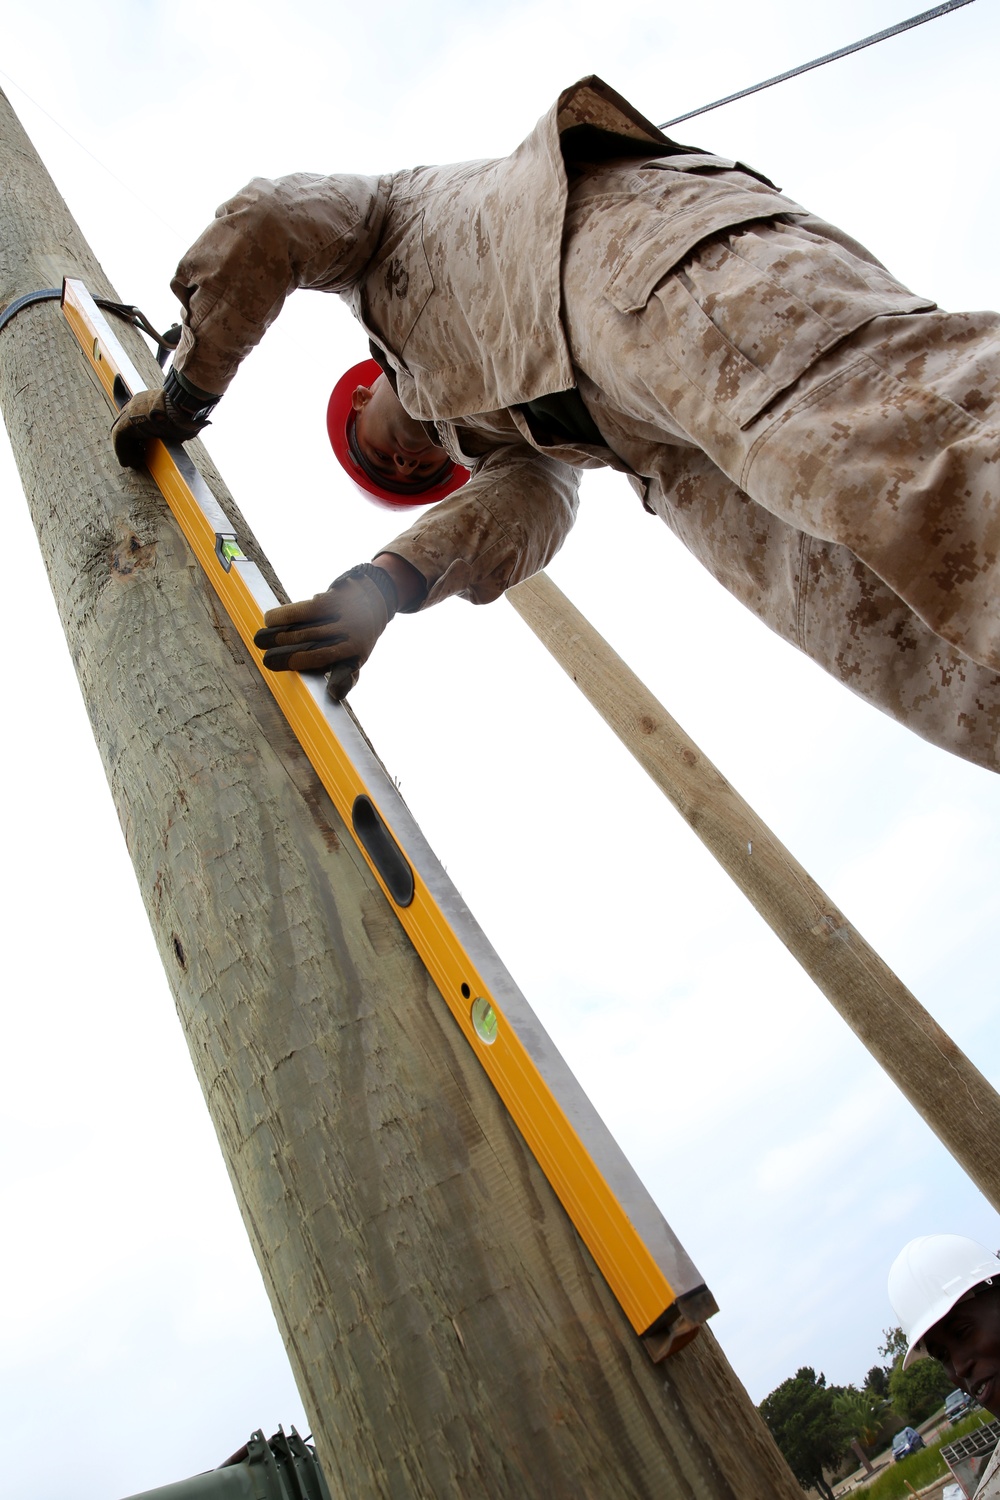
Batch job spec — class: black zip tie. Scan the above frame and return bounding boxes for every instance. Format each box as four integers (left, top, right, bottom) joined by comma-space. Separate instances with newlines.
661, 0, 978, 128
0, 287, 181, 365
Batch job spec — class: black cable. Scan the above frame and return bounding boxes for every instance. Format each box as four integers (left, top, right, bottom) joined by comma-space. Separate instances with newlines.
660, 0, 977, 128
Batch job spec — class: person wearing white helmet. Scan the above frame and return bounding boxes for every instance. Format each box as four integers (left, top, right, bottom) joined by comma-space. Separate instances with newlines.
889, 1235, 1000, 1497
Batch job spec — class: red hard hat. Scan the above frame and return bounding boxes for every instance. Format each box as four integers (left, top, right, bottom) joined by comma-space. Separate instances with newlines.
326, 359, 469, 510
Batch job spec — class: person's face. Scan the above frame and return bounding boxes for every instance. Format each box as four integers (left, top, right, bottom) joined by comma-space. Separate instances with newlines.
925, 1285, 1000, 1415
352, 377, 448, 485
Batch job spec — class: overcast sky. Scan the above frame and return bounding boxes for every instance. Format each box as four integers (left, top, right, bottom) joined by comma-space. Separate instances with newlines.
2, 1, 1000, 1495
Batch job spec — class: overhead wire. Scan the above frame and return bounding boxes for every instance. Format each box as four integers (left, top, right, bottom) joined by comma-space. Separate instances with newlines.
0, 2, 982, 246
0, 65, 185, 241
660, 0, 978, 128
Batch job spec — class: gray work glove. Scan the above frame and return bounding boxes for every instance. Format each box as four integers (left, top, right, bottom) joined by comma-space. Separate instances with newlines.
253, 564, 399, 700
112, 370, 218, 469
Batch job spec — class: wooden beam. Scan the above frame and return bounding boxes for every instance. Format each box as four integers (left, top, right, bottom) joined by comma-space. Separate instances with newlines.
508, 570, 1000, 1210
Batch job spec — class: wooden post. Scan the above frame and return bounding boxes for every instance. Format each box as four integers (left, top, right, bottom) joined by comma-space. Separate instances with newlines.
508, 571, 1000, 1210
850, 1438, 875, 1475
0, 87, 802, 1499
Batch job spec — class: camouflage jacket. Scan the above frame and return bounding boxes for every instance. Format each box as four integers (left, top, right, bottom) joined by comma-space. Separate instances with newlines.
173, 75, 802, 418
170, 76, 1000, 767
170, 76, 817, 610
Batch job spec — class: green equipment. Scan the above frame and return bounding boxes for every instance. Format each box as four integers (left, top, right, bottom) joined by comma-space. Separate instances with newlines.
121, 1428, 331, 1500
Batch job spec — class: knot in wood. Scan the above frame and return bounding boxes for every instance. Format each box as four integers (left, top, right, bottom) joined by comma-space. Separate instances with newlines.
111, 531, 156, 577
809, 910, 845, 941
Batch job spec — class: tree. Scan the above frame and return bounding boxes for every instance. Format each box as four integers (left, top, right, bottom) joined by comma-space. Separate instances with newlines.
759, 1368, 845, 1500
880, 1326, 909, 1364
889, 1354, 954, 1425
834, 1385, 883, 1450
866, 1364, 890, 1400
880, 1323, 953, 1425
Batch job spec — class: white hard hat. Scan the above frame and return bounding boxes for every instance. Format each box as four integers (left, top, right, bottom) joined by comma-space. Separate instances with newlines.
888, 1235, 1000, 1369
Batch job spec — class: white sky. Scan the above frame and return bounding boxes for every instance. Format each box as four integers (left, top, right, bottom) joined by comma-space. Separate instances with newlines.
2, 2, 999, 1495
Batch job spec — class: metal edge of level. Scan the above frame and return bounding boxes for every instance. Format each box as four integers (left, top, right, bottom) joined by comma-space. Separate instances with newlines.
61, 277, 716, 1354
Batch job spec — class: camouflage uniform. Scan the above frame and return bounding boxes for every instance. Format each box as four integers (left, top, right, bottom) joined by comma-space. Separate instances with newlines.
171, 77, 1000, 770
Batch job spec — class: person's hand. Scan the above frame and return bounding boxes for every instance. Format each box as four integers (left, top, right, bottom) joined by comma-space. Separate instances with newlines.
112, 373, 217, 469
253, 564, 399, 700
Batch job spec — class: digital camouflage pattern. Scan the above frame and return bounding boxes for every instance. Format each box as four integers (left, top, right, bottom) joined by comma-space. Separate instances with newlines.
170, 75, 1000, 770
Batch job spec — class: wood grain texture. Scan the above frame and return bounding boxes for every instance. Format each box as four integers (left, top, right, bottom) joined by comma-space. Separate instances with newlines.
509, 571, 1000, 1210
0, 87, 802, 1498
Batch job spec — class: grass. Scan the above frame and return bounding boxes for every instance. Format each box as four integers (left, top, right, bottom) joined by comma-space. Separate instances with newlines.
853, 1410, 990, 1499
857, 1444, 945, 1499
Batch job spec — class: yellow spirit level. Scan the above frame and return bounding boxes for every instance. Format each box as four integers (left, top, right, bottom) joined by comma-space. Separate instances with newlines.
62, 278, 715, 1359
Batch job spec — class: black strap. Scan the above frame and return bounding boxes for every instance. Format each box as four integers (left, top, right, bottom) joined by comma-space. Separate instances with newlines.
518, 389, 605, 448
0, 287, 182, 366
368, 339, 397, 392
0, 288, 62, 336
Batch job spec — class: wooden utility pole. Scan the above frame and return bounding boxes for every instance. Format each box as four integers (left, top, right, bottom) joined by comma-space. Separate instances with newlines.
0, 89, 801, 1499
510, 573, 1000, 1210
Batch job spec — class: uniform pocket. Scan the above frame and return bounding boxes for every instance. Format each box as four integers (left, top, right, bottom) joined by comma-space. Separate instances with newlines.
645, 266, 787, 429
362, 212, 435, 354
650, 231, 875, 429
629, 225, 935, 432
622, 222, 933, 429
601, 192, 799, 317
